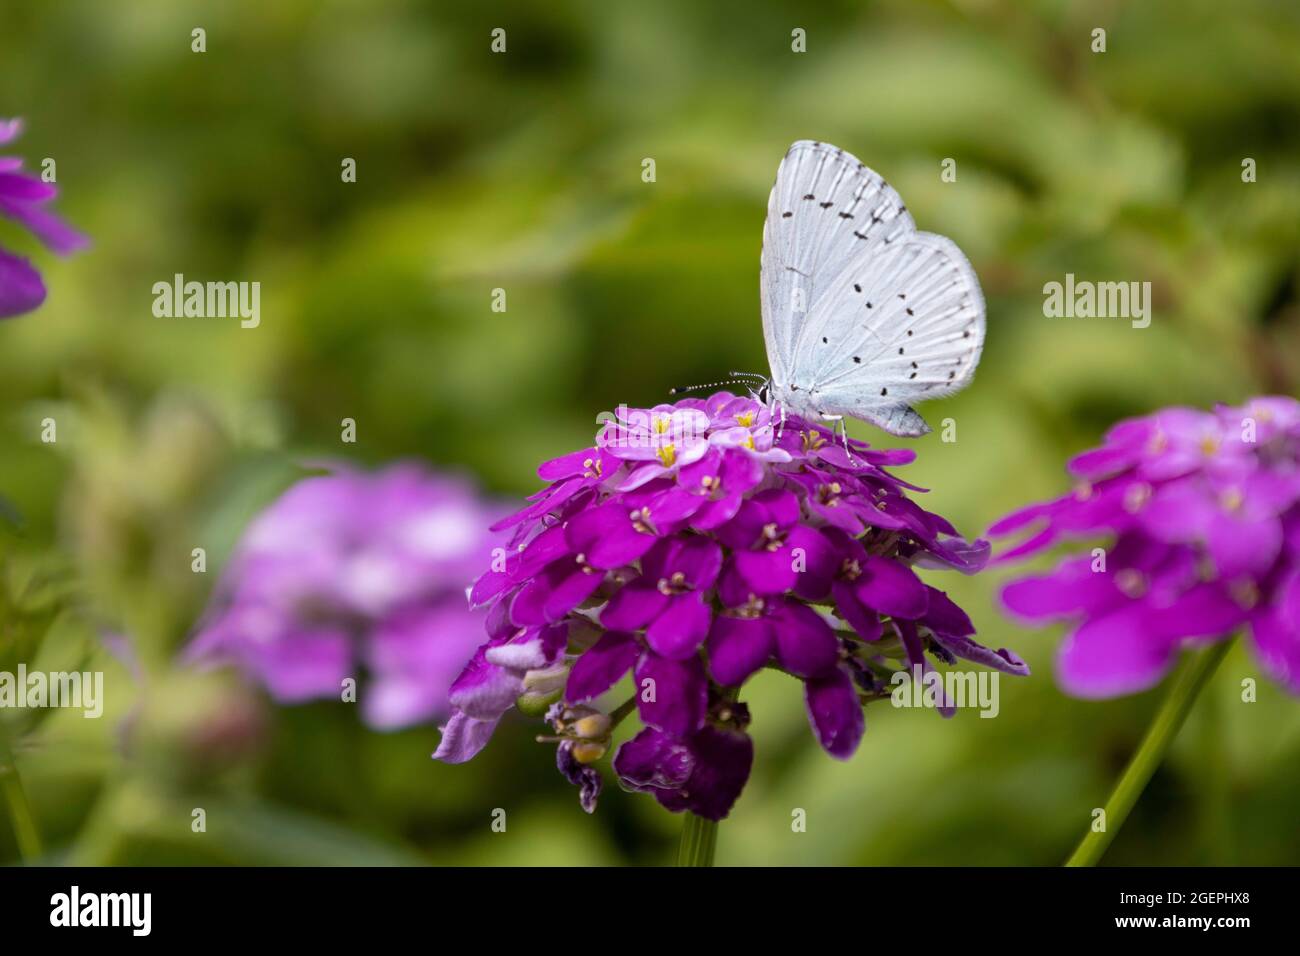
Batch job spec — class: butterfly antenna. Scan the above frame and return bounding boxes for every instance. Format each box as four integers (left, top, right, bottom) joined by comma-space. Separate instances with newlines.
669, 371, 771, 395
668, 378, 737, 395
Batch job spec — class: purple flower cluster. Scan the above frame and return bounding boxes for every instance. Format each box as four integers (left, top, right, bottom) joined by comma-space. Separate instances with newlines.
188, 463, 503, 729
991, 397, 1300, 698
435, 393, 1026, 820
0, 119, 87, 318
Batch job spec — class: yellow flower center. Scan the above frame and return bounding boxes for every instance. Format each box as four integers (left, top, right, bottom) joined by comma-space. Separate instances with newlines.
735, 411, 756, 427
656, 443, 677, 468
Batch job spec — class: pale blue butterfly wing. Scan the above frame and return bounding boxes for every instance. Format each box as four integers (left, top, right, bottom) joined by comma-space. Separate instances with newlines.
761, 141, 913, 389
760, 141, 985, 437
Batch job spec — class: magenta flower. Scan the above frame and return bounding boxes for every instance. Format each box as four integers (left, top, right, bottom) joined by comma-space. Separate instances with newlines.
435, 392, 1026, 820
0, 119, 87, 318
187, 463, 504, 730
991, 397, 1300, 698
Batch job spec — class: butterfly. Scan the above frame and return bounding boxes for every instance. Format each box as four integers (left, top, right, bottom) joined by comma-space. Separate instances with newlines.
752, 140, 985, 438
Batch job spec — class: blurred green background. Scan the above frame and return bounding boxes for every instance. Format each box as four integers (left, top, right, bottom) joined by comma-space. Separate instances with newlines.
2, 0, 1298, 866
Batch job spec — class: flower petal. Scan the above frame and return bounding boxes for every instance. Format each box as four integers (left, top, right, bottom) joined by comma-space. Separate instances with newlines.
1000, 557, 1120, 621
645, 592, 712, 660
921, 586, 975, 637
432, 711, 501, 764
930, 632, 1030, 676
734, 545, 798, 595
1146, 582, 1249, 642
1057, 606, 1178, 699
1250, 573, 1300, 693
565, 501, 657, 568
804, 666, 864, 759
601, 578, 668, 630
772, 600, 839, 677
634, 652, 708, 735
663, 726, 754, 821
566, 630, 639, 702
448, 641, 524, 720
854, 557, 929, 619
613, 726, 694, 790
833, 578, 883, 640
0, 249, 45, 318
788, 525, 839, 601
707, 615, 775, 685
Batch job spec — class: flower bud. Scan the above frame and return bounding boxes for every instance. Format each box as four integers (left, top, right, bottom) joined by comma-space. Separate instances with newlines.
571, 740, 607, 764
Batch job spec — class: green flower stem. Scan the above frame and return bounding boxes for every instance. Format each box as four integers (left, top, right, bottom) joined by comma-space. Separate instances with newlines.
0, 721, 42, 862
608, 696, 638, 727
677, 812, 717, 866
1066, 638, 1233, 867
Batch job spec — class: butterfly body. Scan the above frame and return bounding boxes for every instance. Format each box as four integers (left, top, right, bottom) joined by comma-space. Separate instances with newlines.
759, 141, 986, 437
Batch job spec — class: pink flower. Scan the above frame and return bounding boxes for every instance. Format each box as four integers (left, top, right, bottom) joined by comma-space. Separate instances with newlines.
187, 463, 505, 730
992, 397, 1300, 698
436, 393, 1025, 820
0, 119, 87, 318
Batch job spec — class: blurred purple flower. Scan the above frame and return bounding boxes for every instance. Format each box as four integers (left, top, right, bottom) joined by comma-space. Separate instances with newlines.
991, 397, 1300, 698
187, 463, 504, 730
0, 119, 87, 318
435, 393, 1025, 820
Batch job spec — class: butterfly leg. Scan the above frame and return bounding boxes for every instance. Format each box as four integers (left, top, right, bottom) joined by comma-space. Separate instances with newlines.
820, 413, 857, 465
